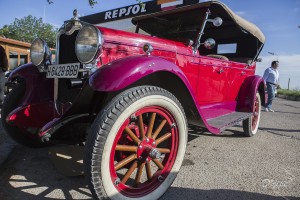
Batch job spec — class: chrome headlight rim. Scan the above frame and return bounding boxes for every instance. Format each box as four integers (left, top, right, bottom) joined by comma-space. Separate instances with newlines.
30, 38, 47, 66
75, 25, 102, 64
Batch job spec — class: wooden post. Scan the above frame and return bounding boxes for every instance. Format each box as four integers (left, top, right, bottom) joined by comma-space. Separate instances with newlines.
17, 52, 20, 66
5, 45, 10, 71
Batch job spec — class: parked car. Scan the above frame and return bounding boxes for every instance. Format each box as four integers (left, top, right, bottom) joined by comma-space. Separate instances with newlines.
2, 1, 266, 200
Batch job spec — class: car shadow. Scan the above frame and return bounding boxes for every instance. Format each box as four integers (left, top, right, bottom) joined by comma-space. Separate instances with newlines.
0, 145, 92, 200
3, 175, 298, 200
259, 127, 300, 133
270, 110, 300, 115
282, 104, 300, 109
188, 125, 245, 142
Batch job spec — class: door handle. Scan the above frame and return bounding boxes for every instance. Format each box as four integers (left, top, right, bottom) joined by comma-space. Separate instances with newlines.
241, 71, 246, 75
218, 69, 224, 74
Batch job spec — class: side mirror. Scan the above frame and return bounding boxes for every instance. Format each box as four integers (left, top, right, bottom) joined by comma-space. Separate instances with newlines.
203, 38, 216, 49
212, 17, 223, 27
206, 17, 223, 27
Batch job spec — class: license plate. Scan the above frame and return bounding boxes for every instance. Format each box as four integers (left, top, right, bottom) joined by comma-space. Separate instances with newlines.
46, 63, 80, 78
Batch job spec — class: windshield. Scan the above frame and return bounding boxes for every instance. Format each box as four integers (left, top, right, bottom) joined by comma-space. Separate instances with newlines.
134, 8, 206, 42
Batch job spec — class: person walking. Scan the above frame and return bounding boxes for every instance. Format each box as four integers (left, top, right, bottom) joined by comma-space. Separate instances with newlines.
0, 45, 9, 108
263, 60, 280, 112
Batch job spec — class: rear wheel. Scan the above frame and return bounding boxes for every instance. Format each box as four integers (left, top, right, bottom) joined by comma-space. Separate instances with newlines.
1, 80, 45, 147
243, 92, 261, 137
84, 86, 187, 200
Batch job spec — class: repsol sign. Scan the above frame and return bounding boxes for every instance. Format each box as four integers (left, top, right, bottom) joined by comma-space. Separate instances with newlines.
80, 0, 200, 24
105, 5, 146, 20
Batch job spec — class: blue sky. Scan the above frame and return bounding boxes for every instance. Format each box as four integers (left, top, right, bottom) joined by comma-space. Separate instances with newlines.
0, 0, 300, 88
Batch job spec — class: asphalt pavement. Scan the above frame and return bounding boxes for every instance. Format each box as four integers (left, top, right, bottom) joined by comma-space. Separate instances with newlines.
0, 97, 299, 200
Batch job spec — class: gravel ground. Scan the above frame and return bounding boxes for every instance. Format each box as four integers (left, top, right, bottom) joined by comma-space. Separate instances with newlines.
0, 98, 299, 200
258, 98, 300, 140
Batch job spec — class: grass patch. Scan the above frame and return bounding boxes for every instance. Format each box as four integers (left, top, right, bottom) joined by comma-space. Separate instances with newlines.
277, 89, 300, 98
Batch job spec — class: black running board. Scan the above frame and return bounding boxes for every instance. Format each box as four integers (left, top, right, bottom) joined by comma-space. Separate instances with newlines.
207, 112, 253, 132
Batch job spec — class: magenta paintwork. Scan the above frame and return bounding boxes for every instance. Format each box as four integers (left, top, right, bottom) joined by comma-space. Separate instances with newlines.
90, 53, 229, 134
7, 63, 58, 132
87, 26, 265, 134
90, 56, 191, 92
238, 75, 265, 112
199, 101, 237, 120
97, 27, 198, 92
6, 102, 59, 129
9, 63, 54, 106
99, 27, 178, 65
228, 63, 256, 101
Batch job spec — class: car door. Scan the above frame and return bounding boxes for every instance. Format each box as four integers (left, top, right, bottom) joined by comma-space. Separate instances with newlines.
196, 56, 230, 104
228, 62, 255, 101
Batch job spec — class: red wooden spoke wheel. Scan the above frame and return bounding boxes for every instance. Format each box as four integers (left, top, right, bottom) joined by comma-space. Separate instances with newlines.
110, 106, 178, 197
251, 95, 260, 131
84, 86, 187, 200
243, 92, 261, 137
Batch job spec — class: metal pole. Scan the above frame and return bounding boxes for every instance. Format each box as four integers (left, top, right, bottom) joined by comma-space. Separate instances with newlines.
288, 78, 290, 90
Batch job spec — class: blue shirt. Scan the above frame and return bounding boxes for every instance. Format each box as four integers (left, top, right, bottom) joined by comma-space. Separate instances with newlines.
263, 67, 279, 85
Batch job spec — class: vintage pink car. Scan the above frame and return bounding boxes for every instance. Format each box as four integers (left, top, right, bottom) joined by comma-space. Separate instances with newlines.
2, 1, 266, 200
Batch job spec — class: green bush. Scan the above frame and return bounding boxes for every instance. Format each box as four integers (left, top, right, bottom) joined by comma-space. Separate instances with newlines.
277, 89, 300, 98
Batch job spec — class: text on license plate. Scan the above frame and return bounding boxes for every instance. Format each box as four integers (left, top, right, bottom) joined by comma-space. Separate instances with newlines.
47, 63, 80, 78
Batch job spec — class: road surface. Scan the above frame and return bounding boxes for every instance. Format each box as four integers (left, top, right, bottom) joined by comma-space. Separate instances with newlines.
0, 98, 299, 199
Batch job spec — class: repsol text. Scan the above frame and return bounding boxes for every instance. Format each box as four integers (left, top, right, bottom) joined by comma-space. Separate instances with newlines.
105, 4, 147, 20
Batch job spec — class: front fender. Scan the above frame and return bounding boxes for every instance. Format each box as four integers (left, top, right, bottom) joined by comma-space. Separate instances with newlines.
89, 56, 191, 92
9, 63, 40, 81
8, 63, 54, 105
238, 75, 265, 112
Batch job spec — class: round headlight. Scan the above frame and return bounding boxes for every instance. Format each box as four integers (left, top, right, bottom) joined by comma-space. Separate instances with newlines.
30, 38, 47, 66
75, 25, 101, 63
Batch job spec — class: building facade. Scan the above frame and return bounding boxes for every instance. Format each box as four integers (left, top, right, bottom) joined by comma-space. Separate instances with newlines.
0, 36, 31, 71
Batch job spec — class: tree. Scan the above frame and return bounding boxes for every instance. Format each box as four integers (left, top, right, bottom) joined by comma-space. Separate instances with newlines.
0, 15, 57, 48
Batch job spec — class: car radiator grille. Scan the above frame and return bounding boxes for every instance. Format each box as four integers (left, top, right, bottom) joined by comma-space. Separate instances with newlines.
57, 31, 81, 104
58, 31, 79, 64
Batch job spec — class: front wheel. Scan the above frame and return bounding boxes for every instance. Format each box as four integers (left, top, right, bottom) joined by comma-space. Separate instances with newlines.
242, 92, 261, 137
84, 86, 187, 200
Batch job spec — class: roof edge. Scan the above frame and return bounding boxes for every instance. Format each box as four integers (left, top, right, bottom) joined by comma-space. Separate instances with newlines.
132, 1, 265, 44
